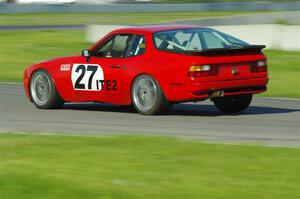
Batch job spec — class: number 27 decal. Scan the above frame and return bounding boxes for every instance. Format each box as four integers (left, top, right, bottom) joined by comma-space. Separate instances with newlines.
71, 64, 104, 91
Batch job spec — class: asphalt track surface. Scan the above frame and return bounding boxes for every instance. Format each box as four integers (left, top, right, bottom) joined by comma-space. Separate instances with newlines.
1, 83, 299, 147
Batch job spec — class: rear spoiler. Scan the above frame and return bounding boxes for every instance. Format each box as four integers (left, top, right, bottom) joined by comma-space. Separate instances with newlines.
164, 45, 266, 56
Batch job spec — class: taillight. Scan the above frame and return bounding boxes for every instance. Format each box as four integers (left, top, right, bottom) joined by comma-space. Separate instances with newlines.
251, 60, 267, 73
187, 65, 218, 78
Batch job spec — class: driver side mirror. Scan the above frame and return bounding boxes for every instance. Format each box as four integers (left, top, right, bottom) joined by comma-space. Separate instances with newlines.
82, 49, 91, 62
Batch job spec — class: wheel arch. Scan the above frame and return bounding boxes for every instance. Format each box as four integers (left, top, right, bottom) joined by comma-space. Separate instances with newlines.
27, 67, 63, 102
129, 73, 168, 104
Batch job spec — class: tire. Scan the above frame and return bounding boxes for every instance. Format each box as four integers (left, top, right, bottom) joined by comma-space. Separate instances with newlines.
131, 75, 172, 115
213, 94, 253, 114
30, 69, 64, 109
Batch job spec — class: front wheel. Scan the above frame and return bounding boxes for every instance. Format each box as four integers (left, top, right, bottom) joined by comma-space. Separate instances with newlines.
30, 69, 64, 109
213, 94, 253, 114
131, 75, 172, 115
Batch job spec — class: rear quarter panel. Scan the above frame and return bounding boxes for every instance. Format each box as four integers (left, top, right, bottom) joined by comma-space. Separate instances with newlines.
143, 50, 268, 102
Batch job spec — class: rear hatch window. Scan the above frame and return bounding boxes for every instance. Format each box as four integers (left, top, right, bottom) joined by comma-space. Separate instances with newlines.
153, 28, 264, 56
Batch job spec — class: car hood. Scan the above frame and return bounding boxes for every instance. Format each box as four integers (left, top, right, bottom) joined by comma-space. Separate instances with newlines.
33, 55, 80, 66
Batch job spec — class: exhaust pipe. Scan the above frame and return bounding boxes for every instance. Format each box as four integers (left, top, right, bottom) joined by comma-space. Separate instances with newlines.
210, 90, 224, 99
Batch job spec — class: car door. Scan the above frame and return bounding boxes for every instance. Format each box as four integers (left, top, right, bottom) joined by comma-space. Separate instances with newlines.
71, 34, 133, 103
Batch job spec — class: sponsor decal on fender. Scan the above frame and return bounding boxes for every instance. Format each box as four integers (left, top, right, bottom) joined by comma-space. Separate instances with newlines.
60, 64, 71, 71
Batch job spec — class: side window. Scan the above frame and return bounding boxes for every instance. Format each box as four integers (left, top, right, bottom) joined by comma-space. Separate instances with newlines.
93, 34, 132, 58
127, 35, 146, 57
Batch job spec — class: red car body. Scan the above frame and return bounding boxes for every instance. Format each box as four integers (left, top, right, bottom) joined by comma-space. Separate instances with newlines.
24, 25, 268, 108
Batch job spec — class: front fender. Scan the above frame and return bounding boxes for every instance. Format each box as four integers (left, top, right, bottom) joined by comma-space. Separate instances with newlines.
23, 63, 62, 102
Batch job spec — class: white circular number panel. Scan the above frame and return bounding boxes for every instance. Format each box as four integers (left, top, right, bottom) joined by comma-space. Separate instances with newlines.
71, 64, 104, 91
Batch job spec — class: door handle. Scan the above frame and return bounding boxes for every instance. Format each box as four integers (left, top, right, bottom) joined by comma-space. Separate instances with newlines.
110, 65, 120, 68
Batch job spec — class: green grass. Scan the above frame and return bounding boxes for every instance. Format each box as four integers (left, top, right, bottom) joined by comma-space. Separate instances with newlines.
0, 11, 268, 26
260, 50, 300, 98
0, 30, 87, 82
0, 30, 299, 98
0, 133, 299, 199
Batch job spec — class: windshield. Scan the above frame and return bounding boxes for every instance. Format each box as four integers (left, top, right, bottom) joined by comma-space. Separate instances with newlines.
153, 28, 249, 52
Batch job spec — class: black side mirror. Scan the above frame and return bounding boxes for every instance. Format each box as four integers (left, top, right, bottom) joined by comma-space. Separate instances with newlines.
82, 49, 91, 62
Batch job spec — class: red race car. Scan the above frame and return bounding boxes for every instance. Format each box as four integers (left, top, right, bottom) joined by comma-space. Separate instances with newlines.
23, 25, 268, 115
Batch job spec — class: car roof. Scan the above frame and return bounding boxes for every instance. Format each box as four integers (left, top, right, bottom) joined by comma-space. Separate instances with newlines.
113, 25, 206, 34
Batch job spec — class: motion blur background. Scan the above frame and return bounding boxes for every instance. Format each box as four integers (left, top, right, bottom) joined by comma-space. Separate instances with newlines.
0, 1, 299, 199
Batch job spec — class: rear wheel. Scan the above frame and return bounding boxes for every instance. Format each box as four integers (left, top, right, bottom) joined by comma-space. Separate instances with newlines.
132, 75, 172, 115
30, 70, 64, 109
213, 94, 252, 114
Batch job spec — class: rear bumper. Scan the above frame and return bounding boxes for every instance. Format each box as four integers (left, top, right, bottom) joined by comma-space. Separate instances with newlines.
166, 77, 268, 102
